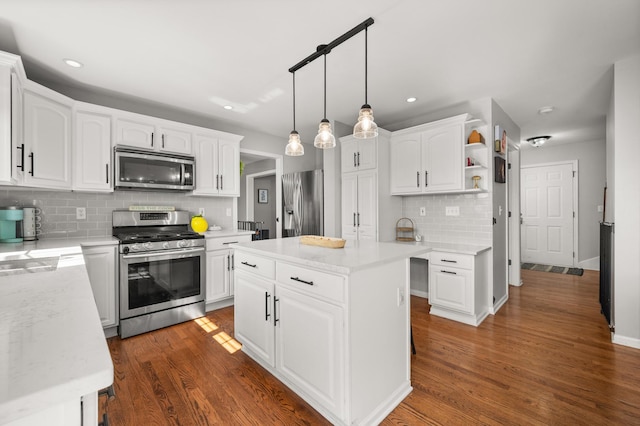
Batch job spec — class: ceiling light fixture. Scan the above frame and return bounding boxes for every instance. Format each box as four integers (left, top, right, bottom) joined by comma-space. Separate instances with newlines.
526, 136, 551, 147
63, 58, 83, 68
538, 106, 554, 115
285, 72, 304, 156
406, 97, 417, 103
353, 26, 378, 139
313, 52, 336, 149
223, 105, 233, 110
286, 18, 375, 155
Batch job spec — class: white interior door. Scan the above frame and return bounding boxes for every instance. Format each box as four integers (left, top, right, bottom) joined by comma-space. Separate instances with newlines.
521, 162, 575, 266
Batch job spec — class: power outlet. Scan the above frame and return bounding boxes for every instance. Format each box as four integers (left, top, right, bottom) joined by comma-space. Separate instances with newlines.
445, 206, 460, 216
226, 208, 232, 217
76, 207, 86, 220
198, 207, 205, 216
419, 207, 426, 216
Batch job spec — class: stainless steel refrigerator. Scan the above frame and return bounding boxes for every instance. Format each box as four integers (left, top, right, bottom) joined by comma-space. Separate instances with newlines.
282, 170, 323, 237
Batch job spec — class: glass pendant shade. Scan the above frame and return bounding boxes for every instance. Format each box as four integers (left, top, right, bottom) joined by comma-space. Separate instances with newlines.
313, 119, 336, 149
353, 104, 378, 139
285, 130, 304, 156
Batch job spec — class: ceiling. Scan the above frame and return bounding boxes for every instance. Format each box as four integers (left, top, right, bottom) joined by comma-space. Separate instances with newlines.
1, 0, 638, 152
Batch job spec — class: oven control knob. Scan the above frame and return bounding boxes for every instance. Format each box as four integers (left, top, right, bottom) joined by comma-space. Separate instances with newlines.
178, 240, 189, 248
123, 246, 130, 254
142, 242, 153, 250
131, 243, 140, 252
162, 242, 170, 249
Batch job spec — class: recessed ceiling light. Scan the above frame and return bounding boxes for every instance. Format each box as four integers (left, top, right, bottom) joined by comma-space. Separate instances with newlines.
538, 106, 554, 115
406, 97, 417, 103
526, 136, 551, 147
63, 58, 83, 68
223, 105, 233, 110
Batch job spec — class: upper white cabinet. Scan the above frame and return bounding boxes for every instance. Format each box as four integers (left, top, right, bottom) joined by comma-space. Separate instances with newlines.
21, 84, 73, 189
192, 131, 243, 197
73, 104, 112, 192
114, 114, 192, 155
0, 52, 26, 185
339, 131, 401, 242
390, 114, 470, 195
341, 137, 377, 173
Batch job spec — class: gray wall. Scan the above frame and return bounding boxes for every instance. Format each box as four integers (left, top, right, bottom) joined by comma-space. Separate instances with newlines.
239, 158, 275, 221
520, 138, 606, 262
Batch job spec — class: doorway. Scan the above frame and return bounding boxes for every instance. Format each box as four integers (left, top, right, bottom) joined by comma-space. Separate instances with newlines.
521, 161, 577, 266
239, 149, 283, 238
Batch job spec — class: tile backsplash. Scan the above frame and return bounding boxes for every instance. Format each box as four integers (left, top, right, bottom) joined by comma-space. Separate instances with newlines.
0, 188, 233, 239
401, 192, 492, 245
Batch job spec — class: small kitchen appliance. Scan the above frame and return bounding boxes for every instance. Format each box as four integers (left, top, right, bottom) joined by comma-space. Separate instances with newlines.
113, 209, 206, 338
0, 206, 24, 243
22, 207, 39, 241
114, 147, 195, 191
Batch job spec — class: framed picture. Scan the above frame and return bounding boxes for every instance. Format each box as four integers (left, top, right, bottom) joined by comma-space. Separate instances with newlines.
494, 157, 506, 183
258, 189, 268, 204
494, 125, 507, 154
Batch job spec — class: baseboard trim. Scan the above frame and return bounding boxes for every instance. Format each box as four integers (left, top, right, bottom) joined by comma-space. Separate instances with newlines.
410, 289, 428, 299
578, 256, 600, 271
612, 333, 640, 349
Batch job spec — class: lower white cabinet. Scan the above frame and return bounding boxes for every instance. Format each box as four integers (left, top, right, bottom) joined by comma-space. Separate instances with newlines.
234, 247, 410, 425
428, 250, 490, 326
205, 233, 252, 309
82, 244, 118, 329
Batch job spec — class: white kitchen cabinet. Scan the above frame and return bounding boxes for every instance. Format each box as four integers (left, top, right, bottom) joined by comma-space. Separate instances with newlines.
390, 114, 470, 195
341, 136, 377, 173
114, 114, 193, 155
427, 250, 490, 326
192, 131, 243, 197
73, 106, 112, 192
204, 233, 252, 310
341, 170, 377, 241
234, 268, 276, 366
339, 130, 401, 242
21, 85, 73, 189
81, 244, 118, 329
233, 241, 413, 426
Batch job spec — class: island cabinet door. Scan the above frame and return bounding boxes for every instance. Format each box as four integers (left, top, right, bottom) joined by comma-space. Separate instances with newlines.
275, 286, 345, 420
234, 270, 275, 367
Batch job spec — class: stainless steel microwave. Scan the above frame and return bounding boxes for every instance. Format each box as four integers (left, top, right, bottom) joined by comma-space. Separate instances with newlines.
114, 147, 195, 191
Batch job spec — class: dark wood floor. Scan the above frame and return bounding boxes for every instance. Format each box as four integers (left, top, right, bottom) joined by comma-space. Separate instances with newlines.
102, 269, 640, 425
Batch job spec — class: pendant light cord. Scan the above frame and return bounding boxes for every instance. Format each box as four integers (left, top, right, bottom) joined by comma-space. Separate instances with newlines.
364, 27, 368, 106
323, 54, 327, 120
292, 72, 296, 131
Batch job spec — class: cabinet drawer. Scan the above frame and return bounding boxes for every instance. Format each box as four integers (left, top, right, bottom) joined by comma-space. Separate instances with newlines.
430, 251, 473, 270
206, 234, 252, 251
277, 262, 345, 304
235, 251, 275, 279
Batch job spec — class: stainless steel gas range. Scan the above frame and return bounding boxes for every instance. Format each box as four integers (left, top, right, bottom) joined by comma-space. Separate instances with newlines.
113, 210, 206, 338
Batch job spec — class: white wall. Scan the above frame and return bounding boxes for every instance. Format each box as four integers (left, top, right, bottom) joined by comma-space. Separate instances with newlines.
611, 53, 640, 348
521, 139, 606, 262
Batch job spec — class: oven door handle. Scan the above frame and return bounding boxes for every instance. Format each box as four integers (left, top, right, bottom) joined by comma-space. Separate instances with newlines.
121, 247, 205, 259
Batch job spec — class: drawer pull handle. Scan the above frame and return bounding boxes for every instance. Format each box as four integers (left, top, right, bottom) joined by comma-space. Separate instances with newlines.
441, 259, 457, 263
291, 276, 314, 286
241, 261, 257, 268
222, 241, 238, 245
274, 297, 280, 324
441, 270, 457, 275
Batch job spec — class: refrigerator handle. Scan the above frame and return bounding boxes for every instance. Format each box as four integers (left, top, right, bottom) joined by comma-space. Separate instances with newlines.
353, 213, 356, 227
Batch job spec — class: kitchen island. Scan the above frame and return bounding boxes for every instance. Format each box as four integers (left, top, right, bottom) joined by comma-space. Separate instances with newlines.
232, 237, 432, 426
0, 245, 114, 426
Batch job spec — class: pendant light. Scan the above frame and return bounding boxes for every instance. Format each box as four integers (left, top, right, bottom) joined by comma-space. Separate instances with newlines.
313, 52, 336, 149
353, 27, 378, 139
285, 72, 304, 156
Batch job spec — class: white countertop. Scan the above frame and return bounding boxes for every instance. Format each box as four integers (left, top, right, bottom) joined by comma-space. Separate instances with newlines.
203, 230, 255, 239
0, 236, 118, 255
232, 237, 492, 274
232, 237, 433, 274
0, 246, 114, 423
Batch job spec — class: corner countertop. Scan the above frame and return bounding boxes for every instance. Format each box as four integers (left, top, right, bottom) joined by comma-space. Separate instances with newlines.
394, 240, 492, 256
0, 244, 114, 423
0, 236, 118, 255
